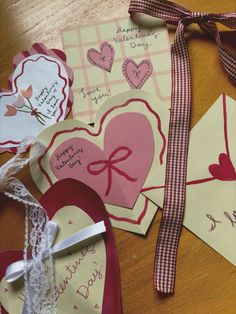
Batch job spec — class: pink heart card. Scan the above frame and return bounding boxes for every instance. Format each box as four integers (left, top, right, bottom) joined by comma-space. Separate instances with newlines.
62, 16, 171, 123
0, 179, 121, 314
0, 43, 74, 153
143, 94, 236, 265
30, 90, 170, 234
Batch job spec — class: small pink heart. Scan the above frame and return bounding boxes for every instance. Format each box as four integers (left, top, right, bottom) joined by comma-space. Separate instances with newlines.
208, 153, 236, 181
4, 105, 17, 116
87, 42, 114, 72
122, 58, 153, 89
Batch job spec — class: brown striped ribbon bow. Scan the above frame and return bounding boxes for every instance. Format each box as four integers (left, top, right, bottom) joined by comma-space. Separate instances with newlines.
129, 0, 236, 294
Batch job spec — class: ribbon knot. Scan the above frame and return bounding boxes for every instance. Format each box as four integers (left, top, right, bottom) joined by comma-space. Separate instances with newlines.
6, 220, 106, 284
5, 220, 106, 314
186, 12, 210, 24
87, 146, 137, 196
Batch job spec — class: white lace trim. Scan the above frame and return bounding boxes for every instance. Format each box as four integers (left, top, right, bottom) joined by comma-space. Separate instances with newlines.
0, 137, 56, 314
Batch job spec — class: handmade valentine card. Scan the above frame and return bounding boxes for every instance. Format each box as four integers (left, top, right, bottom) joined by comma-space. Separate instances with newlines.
62, 15, 171, 123
143, 94, 236, 265
0, 43, 73, 153
30, 90, 170, 234
0, 179, 121, 314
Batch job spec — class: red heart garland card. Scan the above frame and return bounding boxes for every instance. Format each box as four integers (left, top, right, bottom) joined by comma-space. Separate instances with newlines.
0, 43, 73, 153
30, 90, 170, 234
143, 94, 236, 265
0, 179, 121, 314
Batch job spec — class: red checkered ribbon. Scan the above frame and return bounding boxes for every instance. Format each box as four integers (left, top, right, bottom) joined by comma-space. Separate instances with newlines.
129, 0, 236, 294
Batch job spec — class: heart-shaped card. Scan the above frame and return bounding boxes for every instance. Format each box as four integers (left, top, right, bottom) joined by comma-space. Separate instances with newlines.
0, 179, 121, 314
30, 90, 170, 234
0, 43, 74, 153
143, 94, 236, 265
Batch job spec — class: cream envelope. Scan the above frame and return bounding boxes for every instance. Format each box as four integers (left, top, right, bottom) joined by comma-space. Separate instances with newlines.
30, 90, 170, 234
143, 95, 236, 265
62, 16, 171, 123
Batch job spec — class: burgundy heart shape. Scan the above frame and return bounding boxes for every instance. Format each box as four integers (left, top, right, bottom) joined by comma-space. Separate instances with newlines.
0, 179, 121, 314
208, 153, 236, 181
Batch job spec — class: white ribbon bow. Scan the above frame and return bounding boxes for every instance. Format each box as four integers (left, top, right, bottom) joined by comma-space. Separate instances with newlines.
6, 220, 106, 283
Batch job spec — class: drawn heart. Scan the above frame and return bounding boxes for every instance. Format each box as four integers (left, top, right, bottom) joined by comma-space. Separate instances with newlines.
87, 42, 114, 72
208, 153, 236, 181
122, 58, 153, 89
0, 179, 121, 314
49, 112, 155, 208
0, 43, 73, 153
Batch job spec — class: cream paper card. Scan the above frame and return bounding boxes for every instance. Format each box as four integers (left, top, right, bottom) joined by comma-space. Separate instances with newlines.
30, 90, 170, 234
62, 16, 171, 123
143, 94, 236, 265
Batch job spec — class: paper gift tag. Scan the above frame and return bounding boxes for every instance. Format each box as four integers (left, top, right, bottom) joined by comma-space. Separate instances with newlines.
0, 43, 74, 153
62, 15, 171, 123
143, 94, 236, 265
30, 90, 170, 234
0, 178, 121, 314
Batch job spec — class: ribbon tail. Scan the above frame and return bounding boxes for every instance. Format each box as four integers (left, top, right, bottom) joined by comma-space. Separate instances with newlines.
153, 21, 191, 293
22, 280, 34, 314
51, 221, 106, 255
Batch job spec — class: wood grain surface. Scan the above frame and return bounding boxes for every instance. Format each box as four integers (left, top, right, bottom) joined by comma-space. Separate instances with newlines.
1, 1, 236, 313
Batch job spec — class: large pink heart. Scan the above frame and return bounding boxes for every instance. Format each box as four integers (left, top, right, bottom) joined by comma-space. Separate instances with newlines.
122, 58, 153, 89
87, 42, 114, 72
50, 112, 154, 208
0, 43, 73, 153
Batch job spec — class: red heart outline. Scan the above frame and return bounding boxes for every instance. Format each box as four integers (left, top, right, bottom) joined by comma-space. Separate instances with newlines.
41, 179, 122, 314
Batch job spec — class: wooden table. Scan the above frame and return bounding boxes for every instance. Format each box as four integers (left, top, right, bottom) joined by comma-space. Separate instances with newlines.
1, 1, 236, 313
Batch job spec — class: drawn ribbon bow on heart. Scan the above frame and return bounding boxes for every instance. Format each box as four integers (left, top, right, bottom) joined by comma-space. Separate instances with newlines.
87, 146, 138, 196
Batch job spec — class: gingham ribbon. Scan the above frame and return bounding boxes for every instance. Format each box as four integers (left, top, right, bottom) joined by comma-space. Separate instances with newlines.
129, 0, 236, 294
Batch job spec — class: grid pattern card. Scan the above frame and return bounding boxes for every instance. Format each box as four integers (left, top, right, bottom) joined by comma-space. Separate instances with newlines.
62, 16, 171, 123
